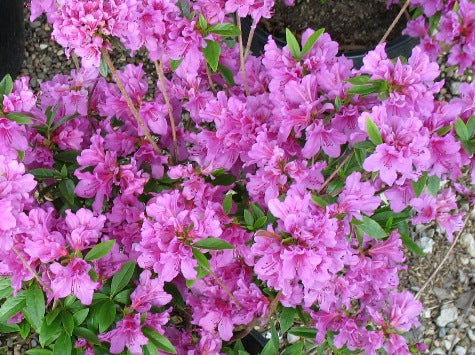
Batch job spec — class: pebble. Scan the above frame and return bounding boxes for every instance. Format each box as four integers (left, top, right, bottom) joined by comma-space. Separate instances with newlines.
469, 329, 475, 342
436, 304, 459, 327
461, 233, 475, 258
439, 328, 447, 337
433, 287, 451, 301
422, 307, 431, 318
286, 333, 299, 344
39, 44, 48, 50
431, 347, 445, 354
417, 236, 435, 254
454, 346, 467, 355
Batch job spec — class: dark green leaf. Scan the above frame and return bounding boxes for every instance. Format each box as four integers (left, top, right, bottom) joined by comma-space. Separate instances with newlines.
211, 173, 236, 186
18, 320, 31, 339
60, 311, 75, 336
26, 350, 53, 355
59, 179, 75, 205
455, 117, 469, 141
285, 28, 301, 60
192, 248, 210, 270
73, 326, 100, 345
110, 261, 135, 296
54, 150, 80, 163
0, 291, 26, 322
301, 28, 325, 56
466, 116, 475, 137
114, 288, 133, 305
45, 307, 61, 325
280, 307, 296, 334
311, 194, 330, 208
85, 240, 116, 261
411, 174, 427, 198
356, 216, 387, 239
97, 300, 116, 333
29, 168, 60, 180
218, 64, 236, 86
170, 59, 183, 71
223, 193, 233, 214
192, 237, 234, 250
5, 112, 33, 125
281, 342, 304, 355
143, 326, 177, 354
365, 117, 383, 145
250, 203, 265, 219
53, 332, 72, 355
208, 23, 241, 36
39, 317, 62, 347
203, 40, 221, 72
253, 216, 267, 229
0, 277, 13, 299
24, 283, 45, 331
143, 342, 159, 355
51, 113, 80, 131
462, 139, 475, 156
0, 322, 19, 333
0, 74, 13, 95
288, 326, 317, 339
73, 308, 89, 326
243, 209, 254, 227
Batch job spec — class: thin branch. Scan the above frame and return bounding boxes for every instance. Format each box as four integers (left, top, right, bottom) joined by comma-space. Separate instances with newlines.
244, 19, 257, 61
379, 0, 411, 44
237, 16, 250, 96
12, 245, 53, 294
317, 150, 354, 194
208, 268, 243, 309
205, 64, 217, 95
154, 60, 179, 164
100, 48, 161, 155
415, 214, 470, 300
71, 51, 80, 70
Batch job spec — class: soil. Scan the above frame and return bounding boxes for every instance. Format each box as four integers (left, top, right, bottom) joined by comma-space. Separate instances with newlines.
263, 0, 408, 51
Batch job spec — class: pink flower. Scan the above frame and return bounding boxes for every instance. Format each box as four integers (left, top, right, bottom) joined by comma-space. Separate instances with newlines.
49, 258, 99, 305
65, 208, 106, 251
130, 270, 172, 313
99, 314, 149, 355
387, 291, 422, 332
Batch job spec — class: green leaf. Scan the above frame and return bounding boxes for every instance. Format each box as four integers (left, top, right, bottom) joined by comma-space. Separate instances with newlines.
85, 240, 116, 261
60, 311, 75, 336
0, 322, 19, 333
53, 331, 72, 355
427, 175, 440, 196
346, 75, 371, 85
0, 74, 13, 95
223, 193, 233, 214
411, 174, 427, 198
281, 342, 304, 355
192, 248, 210, 270
280, 307, 296, 334
29, 168, 60, 180
218, 64, 236, 86
285, 28, 301, 60
301, 28, 325, 56
0, 291, 26, 322
54, 150, 80, 163
199, 14, 208, 32
243, 209, 254, 227
5, 112, 34, 125
208, 23, 241, 36
99, 55, 109, 77
211, 173, 236, 186
356, 216, 387, 239
51, 113, 80, 131
437, 125, 452, 136
466, 116, 475, 137
39, 317, 62, 347
59, 179, 76, 205
45, 307, 61, 325
18, 320, 31, 339
24, 283, 45, 331
192, 237, 234, 250
203, 40, 221, 72
143, 341, 159, 355
253, 216, 268, 229
45, 105, 59, 127
143, 326, 177, 354
250, 203, 265, 219
170, 59, 183, 71
400, 231, 425, 256
110, 261, 136, 296
73, 308, 89, 326
455, 117, 469, 141
97, 300, 116, 333
26, 350, 53, 355
0, 277, 13, 299
311, 194, 331, 208
288, 326, 317, 339
365, 117, 383, 145
462, 139, 475, 156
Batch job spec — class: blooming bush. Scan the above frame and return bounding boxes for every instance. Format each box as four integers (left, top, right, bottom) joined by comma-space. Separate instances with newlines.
0, 0, 474, 354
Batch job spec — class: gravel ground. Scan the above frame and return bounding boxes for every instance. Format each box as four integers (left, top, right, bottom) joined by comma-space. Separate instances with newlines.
4, 7, 474, 355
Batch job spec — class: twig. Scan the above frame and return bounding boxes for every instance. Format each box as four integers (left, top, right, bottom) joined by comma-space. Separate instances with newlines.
208, 268, 243, 309
71, 51, 80, 70
237, 16, 250, 96
154, 60, 179, 164
379, 0, 411, 44
415, 214, 470, 300
244, 19, 257, 61
205, 64, 217, 95
12, 245, 53, 294
317, 150, 354, 194
100, 48, 161, 155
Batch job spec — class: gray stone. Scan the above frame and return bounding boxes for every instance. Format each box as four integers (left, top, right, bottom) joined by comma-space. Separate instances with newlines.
433, 287, 451, 301
287, 333, 299, 344
455, 346, 467, 355
417, 236, 435, 254
468, 329, 475, 342
431, 348, 445, 355
436, 304, 459, 327
438, 327, 447, 337
461, 233, 475, 258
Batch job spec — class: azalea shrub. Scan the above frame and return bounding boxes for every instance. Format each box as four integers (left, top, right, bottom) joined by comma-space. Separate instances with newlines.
0, 0, 474, 354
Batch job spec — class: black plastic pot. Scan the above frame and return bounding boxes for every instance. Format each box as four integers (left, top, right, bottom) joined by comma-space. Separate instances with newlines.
241, 17, 418, 69
241, 330, 268, 354
0, 0, 25, 79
